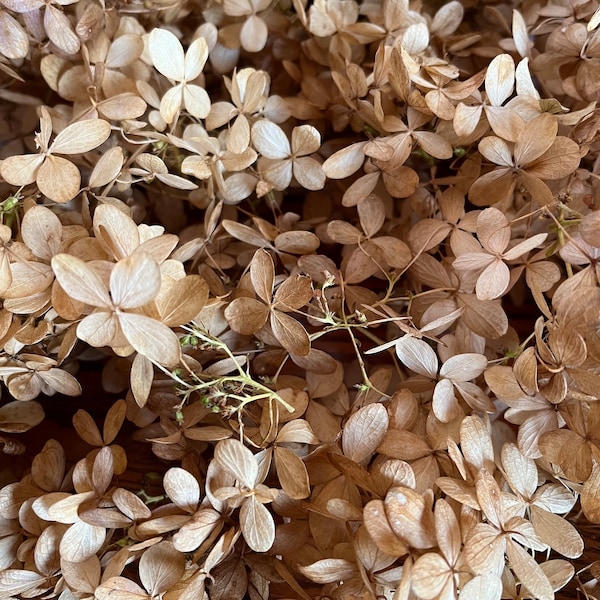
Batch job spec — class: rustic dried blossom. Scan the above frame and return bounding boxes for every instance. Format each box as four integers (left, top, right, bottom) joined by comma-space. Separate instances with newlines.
224, 249, 313, 356
0, 1, 598, 598
148, 28, 211, 124
52, 252, 181, 366
468, 113, 581, 207
453, 207, 547, 300
0, 108, 111, 203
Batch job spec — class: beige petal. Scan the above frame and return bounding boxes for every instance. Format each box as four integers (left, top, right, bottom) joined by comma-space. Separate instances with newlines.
110, 253, 161, 309
252, 120, 290, 159
479, 136, 513, 167
293, 156, 325, 190
298, 558, 356, 584
60, 521, 106, 562
51, 254, 111, 307
322, 141, 366, 179
37, 155, 80, 203
149, 28, 185, 81
240, 14, 268, 53
0, 154, 44, 186
118, 312, 180, 367
21, 205, 63, 261
214, 438, 258, 489
50, 119, 111, 155
159, 84, 184, 124
411, 552, 452, 599
384, 486, 435, 549
184, 36, 209, 80
77, 311, 119, 348
173, 508, 222, 552
342, 403, 388, 463
164, 467, 200, 512
183, 84, 211, 119
506, 539, 553, 600
530, 505, 583, 558
140, 541, 185, 595
0, 11, 29, 59
475, 259, 510, 300
240, 496, 275, 552
44, 4, 80, 55
485, 53, 514, 106
514, 113, 557, 166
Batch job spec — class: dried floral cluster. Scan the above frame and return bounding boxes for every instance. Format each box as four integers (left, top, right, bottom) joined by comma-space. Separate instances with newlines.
0, 0, 600, 598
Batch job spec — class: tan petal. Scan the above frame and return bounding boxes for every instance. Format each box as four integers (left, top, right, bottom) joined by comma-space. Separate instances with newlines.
485, 53, 515, 106
37, 155, 80, 203
342, 403, 388, 463
98, 93, 147, 121
240, 14, 268, 53
476, 259, 510, 301
270, 310, 310, 356
0, 154, 44, 186
118, 312, 180, 367
149, 28, 185, 81
77, 311, 119, 348
240, 495, 275, 552
525, 136, 581, 180
224, 297, 269, 334
50, 119, 111, 155
530, 505, 583, 558
411, 553, 452, 599
59, 521, 106, 562
93, 203, 140, 260
581, 461, 600, 524
464, 523, 505, 574
96, 576, 148, 600
274, 446, 310, 499
384, 486, 435, 549
293, 156, 325, 190
363, 499, 409, 556
250, 248, 274, 304
322, 141, 366, 179
183, 36, 209, 80
51, 254, 111, 307
21, 205, 63, 261
110, 253, 161, 309
468, 167, 516, 207
44, 4, 80, 54
273, 274, 313, 310
139, 541, 185, 595
514, 113, 557, 166
183, 84, 211, 119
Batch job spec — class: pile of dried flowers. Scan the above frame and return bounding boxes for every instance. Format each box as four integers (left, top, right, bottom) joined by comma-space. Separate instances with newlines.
1, 0, 600, 597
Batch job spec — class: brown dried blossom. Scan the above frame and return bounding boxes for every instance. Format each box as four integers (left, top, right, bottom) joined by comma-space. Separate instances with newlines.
0, 108, 111, 203
0, 0, 599, 598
